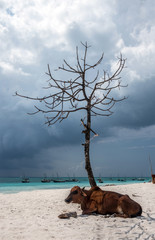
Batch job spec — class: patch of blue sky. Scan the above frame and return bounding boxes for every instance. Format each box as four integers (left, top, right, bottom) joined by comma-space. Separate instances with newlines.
6, 8, 14, 16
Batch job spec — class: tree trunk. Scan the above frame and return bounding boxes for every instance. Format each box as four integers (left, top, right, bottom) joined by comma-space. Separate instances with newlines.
84, 106, 97, 187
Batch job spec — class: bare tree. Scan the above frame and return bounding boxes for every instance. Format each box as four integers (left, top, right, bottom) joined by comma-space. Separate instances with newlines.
16, 42, 127, 187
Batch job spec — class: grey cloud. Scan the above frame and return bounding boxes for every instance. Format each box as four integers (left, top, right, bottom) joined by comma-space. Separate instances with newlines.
0, 106, 83, 170
92, 76, 155, 138
113, 77, 155, 128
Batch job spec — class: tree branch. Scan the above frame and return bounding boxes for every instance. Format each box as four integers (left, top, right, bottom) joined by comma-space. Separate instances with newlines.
16, 42, 127, 126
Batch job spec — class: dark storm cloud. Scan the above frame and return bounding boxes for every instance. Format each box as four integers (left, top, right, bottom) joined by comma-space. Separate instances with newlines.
92, 77, 155, 139
0, 105, 83, 172
111, 77, 155, 129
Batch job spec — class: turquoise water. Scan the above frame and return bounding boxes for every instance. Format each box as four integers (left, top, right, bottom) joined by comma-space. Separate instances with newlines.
0, 177, 151, 194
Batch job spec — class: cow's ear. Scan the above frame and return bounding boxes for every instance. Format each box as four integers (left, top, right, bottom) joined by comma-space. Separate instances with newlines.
81, 189, 87, 197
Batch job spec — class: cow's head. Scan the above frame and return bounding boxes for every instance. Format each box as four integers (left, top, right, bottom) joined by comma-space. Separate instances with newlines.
65, 186, 87, 204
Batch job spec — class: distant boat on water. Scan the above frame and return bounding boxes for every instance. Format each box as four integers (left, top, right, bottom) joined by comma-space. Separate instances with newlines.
52, 173, 79, 183
41, 174, 52, 183
97, 178, 103, 183
53, 179, 66, 183
41, 178, 51, 183
53, 178, 79, 183
65, 174, 79, 183
132, 178, 137, 181
117, 178, 126, 182
65, 178, 79, 183
53, 173, 66, 183
137, 178, 145, 181
22, 177, 30, 183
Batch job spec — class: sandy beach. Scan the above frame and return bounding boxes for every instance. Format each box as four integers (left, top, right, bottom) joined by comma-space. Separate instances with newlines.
0, 183, 155, 240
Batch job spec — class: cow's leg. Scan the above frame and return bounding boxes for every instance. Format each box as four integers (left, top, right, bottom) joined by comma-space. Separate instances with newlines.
82, 201, 97, 215
112, 213, 129, 218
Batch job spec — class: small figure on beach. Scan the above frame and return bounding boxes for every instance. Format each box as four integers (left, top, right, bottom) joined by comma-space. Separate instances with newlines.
65, 186, 142, 218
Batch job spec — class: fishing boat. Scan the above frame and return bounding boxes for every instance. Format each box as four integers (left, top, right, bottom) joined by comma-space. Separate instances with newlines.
41, 178, 51, 183
65, 178, 79, 183
117, 178, 126, 182
53, 179, 66, 183
97, 178, 103, 183
22, 177, 30, 183
137, 178, 145, 181
65, 174, 79, 183
41, 174, 52, 183
132, 178, 137, 181
53, 173, 67, 183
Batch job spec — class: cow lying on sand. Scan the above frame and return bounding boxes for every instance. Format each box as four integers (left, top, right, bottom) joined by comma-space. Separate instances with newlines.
65, 186, 142, 218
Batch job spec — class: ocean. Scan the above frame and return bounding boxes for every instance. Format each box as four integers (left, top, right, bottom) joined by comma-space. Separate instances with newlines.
0, 177, 151, 194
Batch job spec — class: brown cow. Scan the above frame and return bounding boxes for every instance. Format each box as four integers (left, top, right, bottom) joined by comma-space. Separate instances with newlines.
65, 186, 142, 218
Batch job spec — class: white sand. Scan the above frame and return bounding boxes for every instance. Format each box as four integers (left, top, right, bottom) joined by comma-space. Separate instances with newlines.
0, 183, 155, 240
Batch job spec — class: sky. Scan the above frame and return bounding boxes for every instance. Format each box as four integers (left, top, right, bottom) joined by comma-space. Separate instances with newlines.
0, 0, 155, 178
